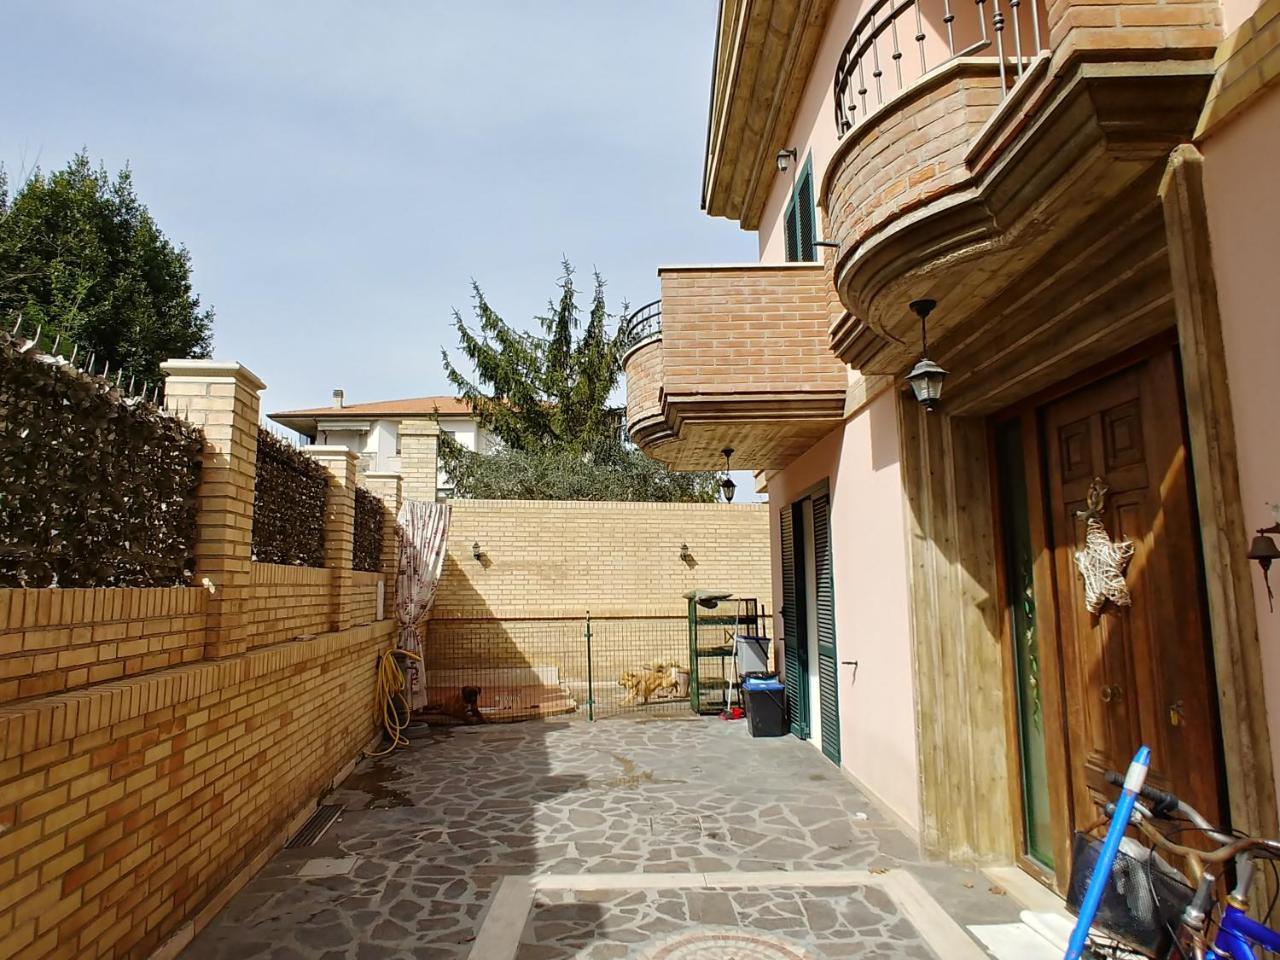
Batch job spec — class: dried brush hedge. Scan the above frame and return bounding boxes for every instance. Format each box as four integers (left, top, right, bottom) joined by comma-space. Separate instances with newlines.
352, 487, 385, 573
251, 428, 328, 567
0, 332, 204, 587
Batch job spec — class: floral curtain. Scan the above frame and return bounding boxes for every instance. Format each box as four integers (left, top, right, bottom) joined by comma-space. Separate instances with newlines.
395, 499, 450, 709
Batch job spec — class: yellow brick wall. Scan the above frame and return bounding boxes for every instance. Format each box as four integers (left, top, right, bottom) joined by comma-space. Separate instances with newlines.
349, 571, 381, 627
435, 499, 771, 620
0, 588, 208, 705
428, 499, 772, 684
243, 564, 333, 650
0, 617, 392, 959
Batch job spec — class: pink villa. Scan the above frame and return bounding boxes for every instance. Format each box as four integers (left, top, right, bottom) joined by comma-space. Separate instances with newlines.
624, 0, 1280, 894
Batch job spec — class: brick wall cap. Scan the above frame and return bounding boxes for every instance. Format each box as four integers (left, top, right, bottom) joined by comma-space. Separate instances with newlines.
363, 471, 403, 480
159, 359, 267, 392
301, 445, 362, 463
657, 262, 827, 275
398, 419, 443, 436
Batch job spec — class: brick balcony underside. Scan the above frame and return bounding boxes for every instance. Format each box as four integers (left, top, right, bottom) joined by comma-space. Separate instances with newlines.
623, 265, 848, 471
822, 46, 1215, 377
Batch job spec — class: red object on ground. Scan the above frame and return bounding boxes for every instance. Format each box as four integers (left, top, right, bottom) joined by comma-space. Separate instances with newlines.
721, 706, 745, 721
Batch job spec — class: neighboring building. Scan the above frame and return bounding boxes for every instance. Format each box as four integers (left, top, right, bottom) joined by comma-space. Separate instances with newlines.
625, 0, 1280, 894
269, 390, 492, 499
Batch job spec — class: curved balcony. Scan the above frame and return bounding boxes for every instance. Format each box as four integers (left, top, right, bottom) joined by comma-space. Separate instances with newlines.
621, 264, 848, 472
822, 0, 1214, 378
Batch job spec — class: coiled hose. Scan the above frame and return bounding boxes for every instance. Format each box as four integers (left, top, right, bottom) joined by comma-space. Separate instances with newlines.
367, 647, 422, 758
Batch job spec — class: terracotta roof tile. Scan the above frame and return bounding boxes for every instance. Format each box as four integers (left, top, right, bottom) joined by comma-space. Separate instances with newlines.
270, 396, 474, 419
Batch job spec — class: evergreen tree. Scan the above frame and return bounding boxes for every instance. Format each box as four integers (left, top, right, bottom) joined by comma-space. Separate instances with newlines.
440, 262, 718, 502
0, 152, 213, 382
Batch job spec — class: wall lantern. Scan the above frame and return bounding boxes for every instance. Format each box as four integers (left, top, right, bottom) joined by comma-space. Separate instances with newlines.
720, 448, 737, 503
904, 298, 948, 412
471, 541, 483, 562
1248, 506, 1280, 611
776, 148, 798, 173
680, 543, 694, 564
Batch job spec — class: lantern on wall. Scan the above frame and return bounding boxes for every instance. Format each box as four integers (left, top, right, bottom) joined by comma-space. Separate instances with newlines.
904, 299, 948, 412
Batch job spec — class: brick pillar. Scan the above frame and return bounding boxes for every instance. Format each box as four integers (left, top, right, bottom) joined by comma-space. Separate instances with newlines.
161, 360, 265, 659
303, 446, 360, 632
398, 419, 441, 503
363, 472, 402, 620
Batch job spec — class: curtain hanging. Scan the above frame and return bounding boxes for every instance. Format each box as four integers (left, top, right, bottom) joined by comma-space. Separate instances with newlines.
396, 499, 450, 710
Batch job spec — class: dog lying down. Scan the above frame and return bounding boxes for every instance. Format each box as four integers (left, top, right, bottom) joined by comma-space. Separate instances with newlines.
420, 686, 487, 725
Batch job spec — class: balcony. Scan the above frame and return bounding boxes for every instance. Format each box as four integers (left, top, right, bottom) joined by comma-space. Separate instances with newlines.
621, 264, 848, 471
821, 0, 1217, 378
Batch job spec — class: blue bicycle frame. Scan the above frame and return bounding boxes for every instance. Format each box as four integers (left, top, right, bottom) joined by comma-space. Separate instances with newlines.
1207, 904, 1280, 958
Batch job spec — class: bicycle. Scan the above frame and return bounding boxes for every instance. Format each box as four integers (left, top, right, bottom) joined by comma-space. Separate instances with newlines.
1066, 746, 1280, 959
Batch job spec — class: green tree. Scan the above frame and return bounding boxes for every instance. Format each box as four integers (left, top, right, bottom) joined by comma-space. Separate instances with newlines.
440, 262, 718, 502
0, 152, 213, 383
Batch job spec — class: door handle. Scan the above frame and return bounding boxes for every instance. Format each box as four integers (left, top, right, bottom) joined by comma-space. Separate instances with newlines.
1100, 684, 1124, 703
1169, 699, 1185, 727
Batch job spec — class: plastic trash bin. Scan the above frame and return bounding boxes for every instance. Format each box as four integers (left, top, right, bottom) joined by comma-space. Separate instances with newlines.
734, 634, 772, 676
742, 676, 787, 738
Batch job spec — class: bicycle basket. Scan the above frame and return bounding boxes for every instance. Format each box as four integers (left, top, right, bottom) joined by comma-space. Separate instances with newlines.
1066, 831, 1194, 957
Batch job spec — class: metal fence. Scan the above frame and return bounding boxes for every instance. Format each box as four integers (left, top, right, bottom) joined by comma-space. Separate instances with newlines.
422, 616, 701, 723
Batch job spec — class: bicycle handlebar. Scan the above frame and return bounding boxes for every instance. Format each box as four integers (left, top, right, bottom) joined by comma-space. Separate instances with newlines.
1104, 769, 1179, 818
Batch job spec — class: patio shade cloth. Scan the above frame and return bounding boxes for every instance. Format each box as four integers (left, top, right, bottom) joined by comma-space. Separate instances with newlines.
396, 499, 450, 709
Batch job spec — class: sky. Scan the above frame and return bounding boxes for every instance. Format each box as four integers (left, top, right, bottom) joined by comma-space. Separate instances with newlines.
1, 1, 757, 420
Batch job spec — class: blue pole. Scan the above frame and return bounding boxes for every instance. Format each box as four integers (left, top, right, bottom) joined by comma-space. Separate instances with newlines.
1064, 745, 1151, 960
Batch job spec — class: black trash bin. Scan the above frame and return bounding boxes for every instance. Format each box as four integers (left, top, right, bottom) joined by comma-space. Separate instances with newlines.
742, 676, 787, 737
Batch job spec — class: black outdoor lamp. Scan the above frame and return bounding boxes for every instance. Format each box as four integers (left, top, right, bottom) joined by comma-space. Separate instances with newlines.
471, 541, 483, 562
1248, 510, 1280, 611
720, 448, 737, 503
904, 298, 948, 412
776, 148, 798, 173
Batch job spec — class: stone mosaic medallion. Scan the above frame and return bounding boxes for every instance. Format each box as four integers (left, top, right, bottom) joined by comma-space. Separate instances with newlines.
640, 927, 815, 960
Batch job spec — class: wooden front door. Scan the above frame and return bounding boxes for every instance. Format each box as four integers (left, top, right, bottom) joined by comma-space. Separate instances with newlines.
1042, 351, 1226, 833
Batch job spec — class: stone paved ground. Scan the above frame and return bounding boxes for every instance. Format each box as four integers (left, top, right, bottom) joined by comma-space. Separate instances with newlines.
184, 717, 1022, 960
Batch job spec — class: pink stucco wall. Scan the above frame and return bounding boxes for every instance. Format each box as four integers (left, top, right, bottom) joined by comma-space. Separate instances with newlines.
767, 389, 921, 830
1201, 83, 1280, 805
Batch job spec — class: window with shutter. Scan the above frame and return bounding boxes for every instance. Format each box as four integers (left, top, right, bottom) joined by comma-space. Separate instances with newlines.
782, 155, 818, 263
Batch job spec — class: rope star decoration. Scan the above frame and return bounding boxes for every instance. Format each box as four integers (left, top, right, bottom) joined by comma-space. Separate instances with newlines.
1074, 478, 1135, 614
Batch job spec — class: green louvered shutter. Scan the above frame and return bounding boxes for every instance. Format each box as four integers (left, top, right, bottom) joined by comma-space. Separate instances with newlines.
781, 503, 810, 738
784, 204, 801, 262
812, 492, 841, 764
797, 166, 817, 262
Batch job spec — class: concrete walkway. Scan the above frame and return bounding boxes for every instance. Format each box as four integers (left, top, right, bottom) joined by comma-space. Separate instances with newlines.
184, 717, 1027, 959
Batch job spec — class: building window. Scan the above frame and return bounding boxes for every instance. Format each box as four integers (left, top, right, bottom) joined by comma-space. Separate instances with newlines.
783, 155, 817, 263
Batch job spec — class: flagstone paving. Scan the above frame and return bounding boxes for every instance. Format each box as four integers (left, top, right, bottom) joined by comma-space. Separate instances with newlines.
183, 716, 1023, 960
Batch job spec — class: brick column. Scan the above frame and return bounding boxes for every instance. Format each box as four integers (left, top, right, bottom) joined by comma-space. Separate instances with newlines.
303, 446, 360, 632
363, 472, 402, 620
161, 360, 265, 659
398, 419, 440, 503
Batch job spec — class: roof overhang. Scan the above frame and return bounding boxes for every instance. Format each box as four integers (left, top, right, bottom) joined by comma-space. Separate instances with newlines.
701, 0, 837, 230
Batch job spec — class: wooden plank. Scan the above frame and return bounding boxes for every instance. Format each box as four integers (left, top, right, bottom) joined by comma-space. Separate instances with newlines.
1160, 144, 1278, 839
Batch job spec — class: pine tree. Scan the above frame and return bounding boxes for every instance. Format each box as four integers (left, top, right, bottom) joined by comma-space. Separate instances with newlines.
0, 152, 213, 382
440, 262, 718, 502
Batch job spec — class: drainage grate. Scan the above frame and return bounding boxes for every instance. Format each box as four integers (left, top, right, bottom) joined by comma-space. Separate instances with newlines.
286, 804, 344, 849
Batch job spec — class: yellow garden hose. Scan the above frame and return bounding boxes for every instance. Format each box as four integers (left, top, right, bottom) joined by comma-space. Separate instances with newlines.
367, 647, 422, 757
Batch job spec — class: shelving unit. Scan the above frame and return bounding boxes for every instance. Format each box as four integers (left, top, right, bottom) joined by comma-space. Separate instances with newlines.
684, 591, 768, 715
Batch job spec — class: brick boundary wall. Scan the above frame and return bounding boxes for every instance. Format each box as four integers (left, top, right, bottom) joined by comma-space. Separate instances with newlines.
428, 499, 772, 688
0, 360, 404, 959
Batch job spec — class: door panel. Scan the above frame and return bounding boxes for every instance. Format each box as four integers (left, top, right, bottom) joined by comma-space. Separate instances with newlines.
781, 502, 810, 738
813, 492, 841, 765
1042, 352, 1224, 831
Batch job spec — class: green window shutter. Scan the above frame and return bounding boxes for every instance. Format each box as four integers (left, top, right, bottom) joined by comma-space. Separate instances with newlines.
781, 504, 809, 738
812, 492, 841, 764
784, 201, 800, 262
797, 165, 816, 262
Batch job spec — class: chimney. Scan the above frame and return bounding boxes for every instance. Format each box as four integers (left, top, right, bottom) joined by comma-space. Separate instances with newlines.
332, 388, 344, 409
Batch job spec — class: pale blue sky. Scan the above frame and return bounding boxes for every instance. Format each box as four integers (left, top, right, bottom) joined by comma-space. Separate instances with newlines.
2, 1, 756, 418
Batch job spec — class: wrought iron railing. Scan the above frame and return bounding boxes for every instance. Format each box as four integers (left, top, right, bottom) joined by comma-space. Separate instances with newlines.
833, 0, 1046, 137
625, 299, 662, 345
